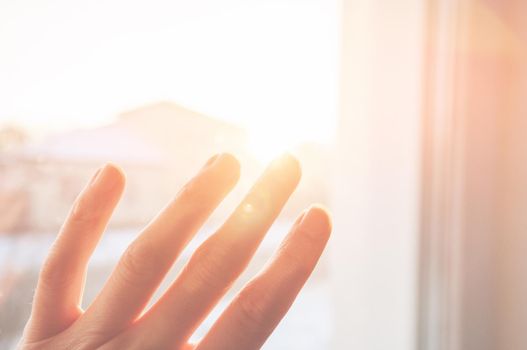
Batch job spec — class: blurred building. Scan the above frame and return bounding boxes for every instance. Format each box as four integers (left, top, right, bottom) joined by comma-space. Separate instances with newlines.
0, 101, 330, 233
118, 102, 249, 171
0, 102, 250, 232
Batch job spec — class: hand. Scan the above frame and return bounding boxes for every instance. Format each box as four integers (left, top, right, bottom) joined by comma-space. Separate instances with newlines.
18, 153, 331, 350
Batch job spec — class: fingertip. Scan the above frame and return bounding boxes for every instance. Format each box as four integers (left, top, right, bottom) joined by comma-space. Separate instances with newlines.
283, 153, 302, 184
105, 162, 127, 185
103, 163, 127, 191
207, 153, 241, 190
219, 152, 241, 182
269, 153, 302, 187
299, 204, 332, 239
89, 163, 126, 197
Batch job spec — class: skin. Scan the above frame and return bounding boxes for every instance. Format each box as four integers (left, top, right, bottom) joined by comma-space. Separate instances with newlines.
18, 153, 332, 350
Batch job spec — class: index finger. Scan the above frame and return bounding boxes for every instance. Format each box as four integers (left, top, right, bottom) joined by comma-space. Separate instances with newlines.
30, 164, 125, 340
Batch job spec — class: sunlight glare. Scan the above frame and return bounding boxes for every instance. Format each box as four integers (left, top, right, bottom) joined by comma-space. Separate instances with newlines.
245, 113, 334, 164
248, 133, 293, 164
246, 121, 302, 164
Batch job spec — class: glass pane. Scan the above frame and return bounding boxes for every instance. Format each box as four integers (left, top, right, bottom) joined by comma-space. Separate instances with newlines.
0, 1, 339, 348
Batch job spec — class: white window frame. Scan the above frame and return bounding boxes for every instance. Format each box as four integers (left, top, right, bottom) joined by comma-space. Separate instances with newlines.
331, 1, 425, 349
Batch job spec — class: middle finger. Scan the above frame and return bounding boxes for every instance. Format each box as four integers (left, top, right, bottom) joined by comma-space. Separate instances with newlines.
121, 154, 301, 349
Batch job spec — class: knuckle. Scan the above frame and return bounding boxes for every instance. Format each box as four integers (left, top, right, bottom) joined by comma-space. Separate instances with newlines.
68, 333, 101, 350
296, 222, 326, 247
236, 283, 271, 329
278, 243, 313, 279
117, 240, 160, 284
69, 198, 98, 228
280, 225, 326, 277
38, 254, 74, 290
177, 179, 211, 208
184, 242, 231, 292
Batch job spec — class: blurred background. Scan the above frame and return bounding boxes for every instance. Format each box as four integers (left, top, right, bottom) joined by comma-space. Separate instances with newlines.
1, 0, 526, 349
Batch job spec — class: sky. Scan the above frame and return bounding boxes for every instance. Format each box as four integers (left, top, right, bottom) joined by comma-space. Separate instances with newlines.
0, 0, 339, 147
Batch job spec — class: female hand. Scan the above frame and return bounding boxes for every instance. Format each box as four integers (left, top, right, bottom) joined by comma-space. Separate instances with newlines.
18, 153, 331, 350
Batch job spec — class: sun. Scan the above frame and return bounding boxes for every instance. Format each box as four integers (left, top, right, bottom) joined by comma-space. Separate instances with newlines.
248, 134, 292, 164
247, 125, 303, 164
243, 114, 336, 165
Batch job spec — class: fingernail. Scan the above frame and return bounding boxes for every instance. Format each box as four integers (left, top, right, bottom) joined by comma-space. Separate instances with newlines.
271, 153, 293, 167
203, 153, 240, 177
203, 154, 220, 168
89, 163, 122, 190
89, 166, 104, 186
294, 209, 308, 225
270, 152, 300, 172
267, 153, 301, 187
299, 205, 332, 238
